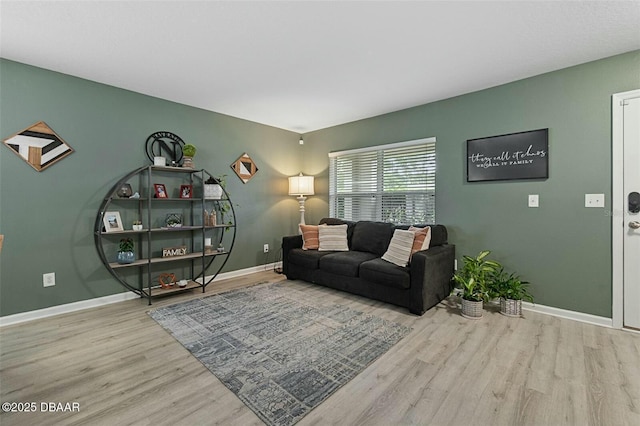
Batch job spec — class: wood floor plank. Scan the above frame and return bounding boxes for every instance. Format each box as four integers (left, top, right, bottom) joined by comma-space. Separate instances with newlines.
1, 271, 639, 426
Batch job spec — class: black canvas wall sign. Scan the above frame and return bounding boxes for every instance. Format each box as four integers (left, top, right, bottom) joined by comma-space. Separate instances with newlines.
467, 128, 549, 182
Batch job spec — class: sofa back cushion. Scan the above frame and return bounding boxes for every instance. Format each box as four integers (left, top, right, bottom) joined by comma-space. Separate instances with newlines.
319, 218, 356, 245
351, 221, 395, 256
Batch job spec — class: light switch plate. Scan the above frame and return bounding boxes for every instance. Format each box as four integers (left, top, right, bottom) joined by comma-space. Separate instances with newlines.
528, 194, 539, 208
585, 193, 605, 208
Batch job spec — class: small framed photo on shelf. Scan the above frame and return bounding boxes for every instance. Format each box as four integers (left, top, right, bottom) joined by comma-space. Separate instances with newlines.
179, 184, 193, 199
103, 211, 124, 232
154, 183, 168, 198
165, 213, 183, 228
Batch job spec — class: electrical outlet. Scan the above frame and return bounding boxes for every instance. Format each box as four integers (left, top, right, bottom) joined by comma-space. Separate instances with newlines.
585, 193, 605, 208
263, 244, 269, 253
43, 272, 56, 287
528, 194, 539, 208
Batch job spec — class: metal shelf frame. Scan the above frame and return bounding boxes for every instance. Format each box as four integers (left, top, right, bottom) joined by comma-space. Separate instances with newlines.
94, 165, 236, 304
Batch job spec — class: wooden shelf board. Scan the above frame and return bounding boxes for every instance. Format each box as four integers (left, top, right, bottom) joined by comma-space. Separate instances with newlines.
153, 226, 202, 232
150, 198, 200, 201
108, 197, 149, 201
152, 165, 198, 171
148, 280, 201, 297
97, 229, 149, 235
109, 251, 227, 269
98, 226, 219, 235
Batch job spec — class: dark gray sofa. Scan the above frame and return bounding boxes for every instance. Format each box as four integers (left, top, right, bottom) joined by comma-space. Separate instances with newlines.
281, 218, 455, 315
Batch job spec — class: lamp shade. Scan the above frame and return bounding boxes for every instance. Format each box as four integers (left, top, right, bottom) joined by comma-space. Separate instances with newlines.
288, 173, 315, 196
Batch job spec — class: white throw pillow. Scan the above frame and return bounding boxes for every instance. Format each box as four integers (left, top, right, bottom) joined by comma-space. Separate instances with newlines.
381, 229, 415, 267
318, 224, 349, 251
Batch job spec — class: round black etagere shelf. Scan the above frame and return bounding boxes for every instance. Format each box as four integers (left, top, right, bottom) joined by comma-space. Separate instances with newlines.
94, 165, 236, 304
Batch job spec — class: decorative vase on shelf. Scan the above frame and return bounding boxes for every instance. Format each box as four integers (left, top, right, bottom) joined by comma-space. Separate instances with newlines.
117, 251, 135, 264
182, 156, 194, 168
182, 143, 196, 168
117, 238, 135, 264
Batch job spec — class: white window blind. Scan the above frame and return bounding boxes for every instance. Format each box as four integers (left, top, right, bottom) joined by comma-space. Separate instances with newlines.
329, 138, 436, 224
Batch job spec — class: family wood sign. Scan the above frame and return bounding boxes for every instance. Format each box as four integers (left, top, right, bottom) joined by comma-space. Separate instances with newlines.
162, 245, 187, 258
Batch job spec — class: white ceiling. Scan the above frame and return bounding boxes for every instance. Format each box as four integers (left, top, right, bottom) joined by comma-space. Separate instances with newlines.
1, 1, 639, 133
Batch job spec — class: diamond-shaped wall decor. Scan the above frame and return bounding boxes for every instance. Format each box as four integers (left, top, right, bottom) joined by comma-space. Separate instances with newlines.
231, 152, 258, 183
2, 121, 74, 172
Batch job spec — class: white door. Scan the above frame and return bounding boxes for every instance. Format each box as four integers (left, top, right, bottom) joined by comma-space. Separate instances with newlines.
623, 96, 640, 329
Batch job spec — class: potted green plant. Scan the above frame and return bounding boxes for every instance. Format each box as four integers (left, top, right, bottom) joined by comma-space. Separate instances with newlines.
204, 175, 225, 199
182, 143, 197, 168
453, 250, 501, 319
491, 268, 533, 317
117, 238, 135, 264
132, 220, 143, 231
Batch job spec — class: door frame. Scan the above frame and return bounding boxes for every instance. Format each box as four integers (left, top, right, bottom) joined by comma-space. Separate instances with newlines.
612, 89, 640, 329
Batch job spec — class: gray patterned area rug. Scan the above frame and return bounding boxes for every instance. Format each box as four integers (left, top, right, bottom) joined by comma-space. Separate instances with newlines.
149, 281, 412, 426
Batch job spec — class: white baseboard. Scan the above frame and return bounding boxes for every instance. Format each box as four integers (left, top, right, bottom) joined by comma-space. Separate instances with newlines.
470, 297, 613, 329
1, 263, 615, 330
200, 262, 282, 283
0, 262, 283, 328
521, 301, 613, 328
0, 292, 140, 327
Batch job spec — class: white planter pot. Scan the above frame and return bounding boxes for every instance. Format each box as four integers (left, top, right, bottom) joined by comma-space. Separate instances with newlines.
461, 299, 483, 319
204, 184, 223, 199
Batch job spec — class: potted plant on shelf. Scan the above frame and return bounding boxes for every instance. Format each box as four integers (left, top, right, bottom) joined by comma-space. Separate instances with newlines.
453, 250, 501, 319
491, 268, 533, 317
117, 238, 135, 264
204, 175, 225, 199
182, 143, 197, 168
132, 220, 143, 231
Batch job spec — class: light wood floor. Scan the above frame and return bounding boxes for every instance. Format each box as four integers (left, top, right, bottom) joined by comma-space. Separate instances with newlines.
1, 271, 639, 426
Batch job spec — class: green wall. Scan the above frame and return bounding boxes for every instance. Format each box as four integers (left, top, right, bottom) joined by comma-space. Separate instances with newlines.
303, 51, 640, 318
2, 51, 639, 318
0, 59, 307, 316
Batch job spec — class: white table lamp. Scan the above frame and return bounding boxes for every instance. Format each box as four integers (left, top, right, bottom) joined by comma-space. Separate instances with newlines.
288, 173, 315, 228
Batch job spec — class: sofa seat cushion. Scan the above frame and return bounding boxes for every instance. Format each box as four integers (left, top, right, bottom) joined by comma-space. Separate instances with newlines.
288, 248, 333, 270
359, 258, 411, 289
319, 251, 378, 277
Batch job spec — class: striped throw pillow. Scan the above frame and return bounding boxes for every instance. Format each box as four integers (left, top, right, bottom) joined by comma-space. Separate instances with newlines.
381, 229, 415, 267
318, 224, 349, 251
409, 226, 431, 254
300, 224, 319, 250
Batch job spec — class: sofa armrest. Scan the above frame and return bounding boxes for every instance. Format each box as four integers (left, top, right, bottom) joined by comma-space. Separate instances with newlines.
282, 235, 303, 276
408, 244, 455, 315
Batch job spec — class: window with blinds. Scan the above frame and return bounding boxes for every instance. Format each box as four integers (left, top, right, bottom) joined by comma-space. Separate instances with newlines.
329, 138, 436, 224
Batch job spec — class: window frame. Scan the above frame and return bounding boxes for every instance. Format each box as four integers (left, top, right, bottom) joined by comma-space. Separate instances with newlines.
328, 137, 436, 224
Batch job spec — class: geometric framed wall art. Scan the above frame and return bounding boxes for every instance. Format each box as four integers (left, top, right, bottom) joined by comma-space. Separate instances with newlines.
230, 152, 258, 184
2, 121, 74, 172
